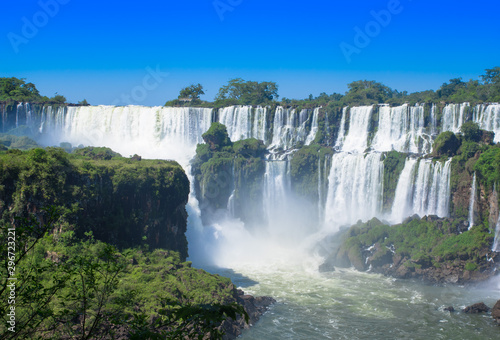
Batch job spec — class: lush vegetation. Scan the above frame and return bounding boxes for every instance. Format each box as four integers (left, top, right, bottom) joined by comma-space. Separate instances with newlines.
162, 67, 500, 109
382, 151, 407, 211
333, 216, 494, 274
0, 77, 67, 104
192, 123, 267, 225
0, 147, 190, 258
0, 212, 247, 339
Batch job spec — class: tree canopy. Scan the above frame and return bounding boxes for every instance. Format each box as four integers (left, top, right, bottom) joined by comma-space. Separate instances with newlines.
215, 78, 279, 106
0, 77, 67, 104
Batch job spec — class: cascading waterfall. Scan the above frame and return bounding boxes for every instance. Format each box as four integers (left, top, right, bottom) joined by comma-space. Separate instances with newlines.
390, 158, 452, 223
430, 104, 438, 136
218, 105, 267, 143
269, 107, 311, 151
442, 103, 469, 133
334, 107, 347, 150
324, 152, 384, 229
263, 160, 292, 234
473, 103, 500, 143
338, 106, 373, 153
305, 108, 320, 145
390, 158, 418, 223
412, 158, 452, 218
493, 215, 500, 252
468, 173, 476, 230
38, 105, 213, 160
371, 104, 429, 154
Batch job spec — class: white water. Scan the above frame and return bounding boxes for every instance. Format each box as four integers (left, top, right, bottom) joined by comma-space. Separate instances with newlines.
468, 173, 476, 230
218, 105, 267, 143
493, 215, 500, 252
412, 158, 452, 218
324, 152, 383, 229
473, 103, 500, 143
269, 107, 310, 151
334, 107, 347, 150
442, 103, 469, 134
338, 106, 373, 153
390, 158, 417, 223
371, 104, 429, 154
305, 108, 320, 145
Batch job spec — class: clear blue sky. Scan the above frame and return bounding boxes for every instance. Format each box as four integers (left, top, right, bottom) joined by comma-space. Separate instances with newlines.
1, 0, 499, 105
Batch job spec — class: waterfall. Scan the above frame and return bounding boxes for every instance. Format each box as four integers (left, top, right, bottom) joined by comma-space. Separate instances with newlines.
473, 103, 500, 143
430, 104, 438, 136
340, 106, 373, 153
442, 103, 469, 133
305, 108, 320, 145
263, 160, 291, 229
390, 158, 417, 223
218, 105, 267, 143
269, 107, 310, 151
493, 215, 500, 252
324, 152, 383, 229
371, 104, 428, 154
38, 105, 213, 161
468, 173, 477, 230
412, 158, 452, 218
334, 107, 347, 150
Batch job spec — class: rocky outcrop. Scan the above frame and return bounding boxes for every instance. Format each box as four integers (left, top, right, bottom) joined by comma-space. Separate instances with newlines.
463, 302, 490, 314
220, 289, 276, 339
323, 216, 500, 285
0, 147, 190, 259
492, 300, 500, 324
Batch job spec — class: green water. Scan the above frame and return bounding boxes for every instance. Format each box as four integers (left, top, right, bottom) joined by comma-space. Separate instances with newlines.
203, 263, 500, 340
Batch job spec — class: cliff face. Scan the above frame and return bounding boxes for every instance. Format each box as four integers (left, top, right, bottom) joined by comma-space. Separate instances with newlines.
0, 147, 190, 259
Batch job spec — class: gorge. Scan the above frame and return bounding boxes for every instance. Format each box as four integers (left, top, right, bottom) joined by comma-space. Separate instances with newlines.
1, 101, 500, 338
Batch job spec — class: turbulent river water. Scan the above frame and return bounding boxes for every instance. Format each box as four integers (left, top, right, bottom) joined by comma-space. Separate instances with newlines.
201, 261, 500, 339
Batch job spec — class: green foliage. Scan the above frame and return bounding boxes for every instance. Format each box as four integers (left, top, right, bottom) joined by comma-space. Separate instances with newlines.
232, 138, 266, 158
0, 147, 190, 258
338, 217, 494, 272
202, 122, 233, 151
179, 84, 205, 100
460, 121, 481, 142
382, 151, 407, 211
432, 131, 461, 157
78, 99, 90, 106
0, 213, 248, 339
73, 146, 122, 160
0, 77, 41, 102
215, 78, 279, 105
290, 145, 333, 200
473, 145, 500, 192
0, 134, 39, 150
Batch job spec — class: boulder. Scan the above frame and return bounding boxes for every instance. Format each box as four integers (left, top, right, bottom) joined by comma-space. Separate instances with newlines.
462, 302, 490, 314
492, 300, 500, 324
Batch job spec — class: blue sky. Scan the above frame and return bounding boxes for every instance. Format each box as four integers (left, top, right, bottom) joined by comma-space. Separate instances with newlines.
1, 0, 499, 105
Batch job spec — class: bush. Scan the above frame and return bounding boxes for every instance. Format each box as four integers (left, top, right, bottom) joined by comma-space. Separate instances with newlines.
460, 121, 481, 142
432, 131, 460, 157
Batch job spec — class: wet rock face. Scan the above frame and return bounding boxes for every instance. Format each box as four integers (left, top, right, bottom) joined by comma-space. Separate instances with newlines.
462, 302, 490, 314
220, 289, 276, 339
492, 300, 500, 324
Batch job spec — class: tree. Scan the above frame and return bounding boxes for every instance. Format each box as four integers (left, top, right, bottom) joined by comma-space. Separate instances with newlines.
460, 121, 481, 142
179, 84, 205, 101
78, 99, 90, 106
215, 78, 279, 105
343, 80, 395, 105
50, 94, 66, 104
202, 122, 232, 151
0, 77, 42, 102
